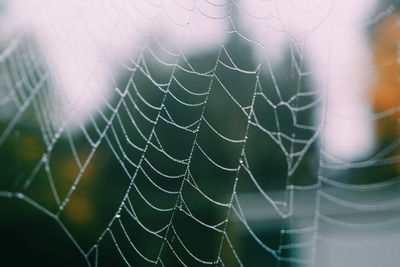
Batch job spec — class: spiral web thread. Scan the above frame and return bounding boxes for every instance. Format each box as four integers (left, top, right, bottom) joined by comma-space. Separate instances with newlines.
1, 0, 400, 266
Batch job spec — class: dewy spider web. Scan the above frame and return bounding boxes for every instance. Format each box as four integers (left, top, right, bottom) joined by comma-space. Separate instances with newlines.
1, 0, 400, 266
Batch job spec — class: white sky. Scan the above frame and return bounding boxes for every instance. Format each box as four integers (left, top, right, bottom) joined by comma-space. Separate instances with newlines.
1, 0, 383, 160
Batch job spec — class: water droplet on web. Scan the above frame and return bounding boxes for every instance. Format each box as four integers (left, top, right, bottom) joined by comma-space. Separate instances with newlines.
71, 186, 76, 191
239, 159, 243, 164
115, 214, 121, 219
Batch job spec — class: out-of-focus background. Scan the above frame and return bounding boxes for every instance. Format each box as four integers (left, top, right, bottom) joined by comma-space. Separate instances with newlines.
0, 0, 399, 266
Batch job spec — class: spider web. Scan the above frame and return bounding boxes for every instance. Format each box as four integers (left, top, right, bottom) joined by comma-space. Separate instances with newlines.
1, 0, 400, 266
